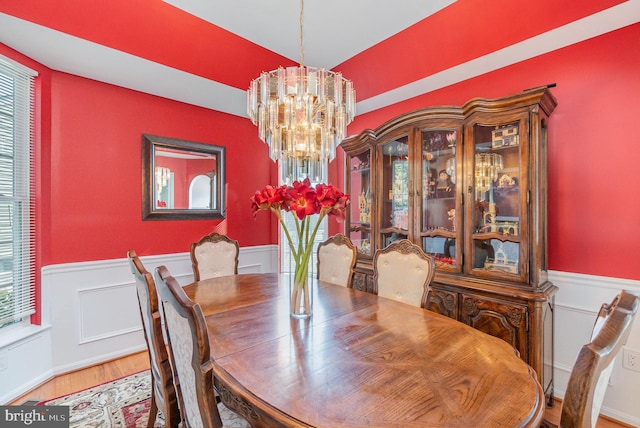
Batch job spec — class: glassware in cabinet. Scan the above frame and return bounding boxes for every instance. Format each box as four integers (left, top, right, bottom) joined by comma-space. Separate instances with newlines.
469, 120, 526, 280
380, 136, 409, 247
348, 150, 372, 256
419, 128, 462, 271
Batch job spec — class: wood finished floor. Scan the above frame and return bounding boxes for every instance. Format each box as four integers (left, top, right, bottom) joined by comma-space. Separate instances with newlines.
9, 351, 631, 427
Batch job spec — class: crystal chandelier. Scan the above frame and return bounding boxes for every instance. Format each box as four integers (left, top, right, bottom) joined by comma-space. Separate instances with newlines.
247, 0, 356, 183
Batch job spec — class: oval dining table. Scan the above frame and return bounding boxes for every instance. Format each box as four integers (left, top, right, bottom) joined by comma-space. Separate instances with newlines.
182, 272, 544, 428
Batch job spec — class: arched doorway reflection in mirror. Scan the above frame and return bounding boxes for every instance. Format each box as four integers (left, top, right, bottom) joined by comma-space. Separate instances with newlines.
189, 172, 216, 209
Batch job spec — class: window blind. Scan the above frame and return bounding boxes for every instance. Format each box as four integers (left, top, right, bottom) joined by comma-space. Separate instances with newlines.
0, 56, 36, 328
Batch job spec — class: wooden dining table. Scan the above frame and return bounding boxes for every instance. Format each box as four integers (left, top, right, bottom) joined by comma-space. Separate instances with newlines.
183, 273, 544, 427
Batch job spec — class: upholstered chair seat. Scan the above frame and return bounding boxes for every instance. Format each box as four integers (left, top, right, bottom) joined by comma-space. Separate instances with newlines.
317, 234, 357, 287
191, 232, 239, 281
373, 239, 435, 308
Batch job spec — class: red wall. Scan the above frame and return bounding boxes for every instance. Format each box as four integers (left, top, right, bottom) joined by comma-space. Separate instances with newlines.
341, 23, 640, 281
2, 22, 639, 282
336, 0, 625, 102
40, 66, 279, 265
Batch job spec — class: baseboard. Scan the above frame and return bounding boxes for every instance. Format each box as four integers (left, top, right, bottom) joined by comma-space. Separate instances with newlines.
1, 369, 54, 405
51, 344, 148, 377
547, 397, 634, 428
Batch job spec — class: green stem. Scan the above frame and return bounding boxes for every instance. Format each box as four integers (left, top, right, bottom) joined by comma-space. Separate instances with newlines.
275, 209, 298, 262
290, 211, 327, 315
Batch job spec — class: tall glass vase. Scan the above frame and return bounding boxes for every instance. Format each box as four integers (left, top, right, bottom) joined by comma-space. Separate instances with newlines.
284, 214, 320, 319
290, 258, 312, 319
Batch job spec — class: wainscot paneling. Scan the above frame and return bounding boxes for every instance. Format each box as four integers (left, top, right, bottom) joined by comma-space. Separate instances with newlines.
549, 270, 640, 427
0, 325, 52, 405
0, 244, 277, 404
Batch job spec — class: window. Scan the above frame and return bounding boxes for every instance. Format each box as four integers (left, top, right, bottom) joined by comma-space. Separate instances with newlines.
0, 56, 36, 330
279, 164, 327, 275
280, 211, 326, 276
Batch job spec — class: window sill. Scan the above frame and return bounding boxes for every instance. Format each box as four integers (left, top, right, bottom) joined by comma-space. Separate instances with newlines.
0, 323, 51, 349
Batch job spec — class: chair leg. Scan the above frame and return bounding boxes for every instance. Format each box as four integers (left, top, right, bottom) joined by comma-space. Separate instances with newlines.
163, 399, 182, 428
147, 388, 158, 428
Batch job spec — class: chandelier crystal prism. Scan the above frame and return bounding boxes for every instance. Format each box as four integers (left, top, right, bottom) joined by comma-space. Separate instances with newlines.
247, 0, 356, 183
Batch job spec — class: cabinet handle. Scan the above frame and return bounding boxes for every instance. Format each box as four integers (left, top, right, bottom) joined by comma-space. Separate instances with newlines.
468, 185, 473, 193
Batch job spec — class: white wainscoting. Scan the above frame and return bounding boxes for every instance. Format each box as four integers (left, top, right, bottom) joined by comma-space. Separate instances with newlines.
2, 264, 639, 424
549, 271, 640, 426
0, 244, 277, 404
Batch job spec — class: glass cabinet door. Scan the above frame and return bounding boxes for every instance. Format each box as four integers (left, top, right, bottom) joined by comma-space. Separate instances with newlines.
380, 136, 409, 248
419, 128, 461, 271
469, 120, 526, 280
347, 149, 373, 257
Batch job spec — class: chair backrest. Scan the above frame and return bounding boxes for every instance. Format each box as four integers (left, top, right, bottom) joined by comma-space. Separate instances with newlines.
155, 265, 223, 428
560, 290, 639, 428
190, 232, 239, 281
317, 233, 357, 287
373, 239, 435, 308
126, 250, 181, 428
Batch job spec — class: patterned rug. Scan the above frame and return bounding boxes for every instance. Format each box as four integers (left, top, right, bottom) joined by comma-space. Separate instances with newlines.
38, 370, 249, 427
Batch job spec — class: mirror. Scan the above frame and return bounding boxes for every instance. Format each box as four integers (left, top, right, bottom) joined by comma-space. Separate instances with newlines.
142, 134, 226, 220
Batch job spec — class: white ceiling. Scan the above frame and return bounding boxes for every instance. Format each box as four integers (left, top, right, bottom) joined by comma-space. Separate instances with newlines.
163, 0, 456, 69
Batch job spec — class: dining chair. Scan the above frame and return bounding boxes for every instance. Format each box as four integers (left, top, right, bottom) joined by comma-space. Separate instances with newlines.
190, 232, 240, 281
126, 250, 181, 428
373, 239, 435, 308
317, 233, 358, 287
154, 265, 252, 428
540, 290, 639, 428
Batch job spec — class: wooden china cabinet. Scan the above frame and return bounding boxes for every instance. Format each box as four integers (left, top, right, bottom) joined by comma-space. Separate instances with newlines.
340, 87, 558, 403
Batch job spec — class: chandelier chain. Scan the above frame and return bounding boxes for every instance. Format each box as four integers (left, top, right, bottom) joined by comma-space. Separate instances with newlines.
299, 0, 304, 66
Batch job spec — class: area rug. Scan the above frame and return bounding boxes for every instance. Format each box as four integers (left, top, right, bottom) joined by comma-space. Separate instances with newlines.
38, 370, 248, 428
38, 370, 162, 427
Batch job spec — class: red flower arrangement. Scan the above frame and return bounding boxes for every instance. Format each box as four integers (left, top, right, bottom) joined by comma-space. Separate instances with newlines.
251, 178, 349, 317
